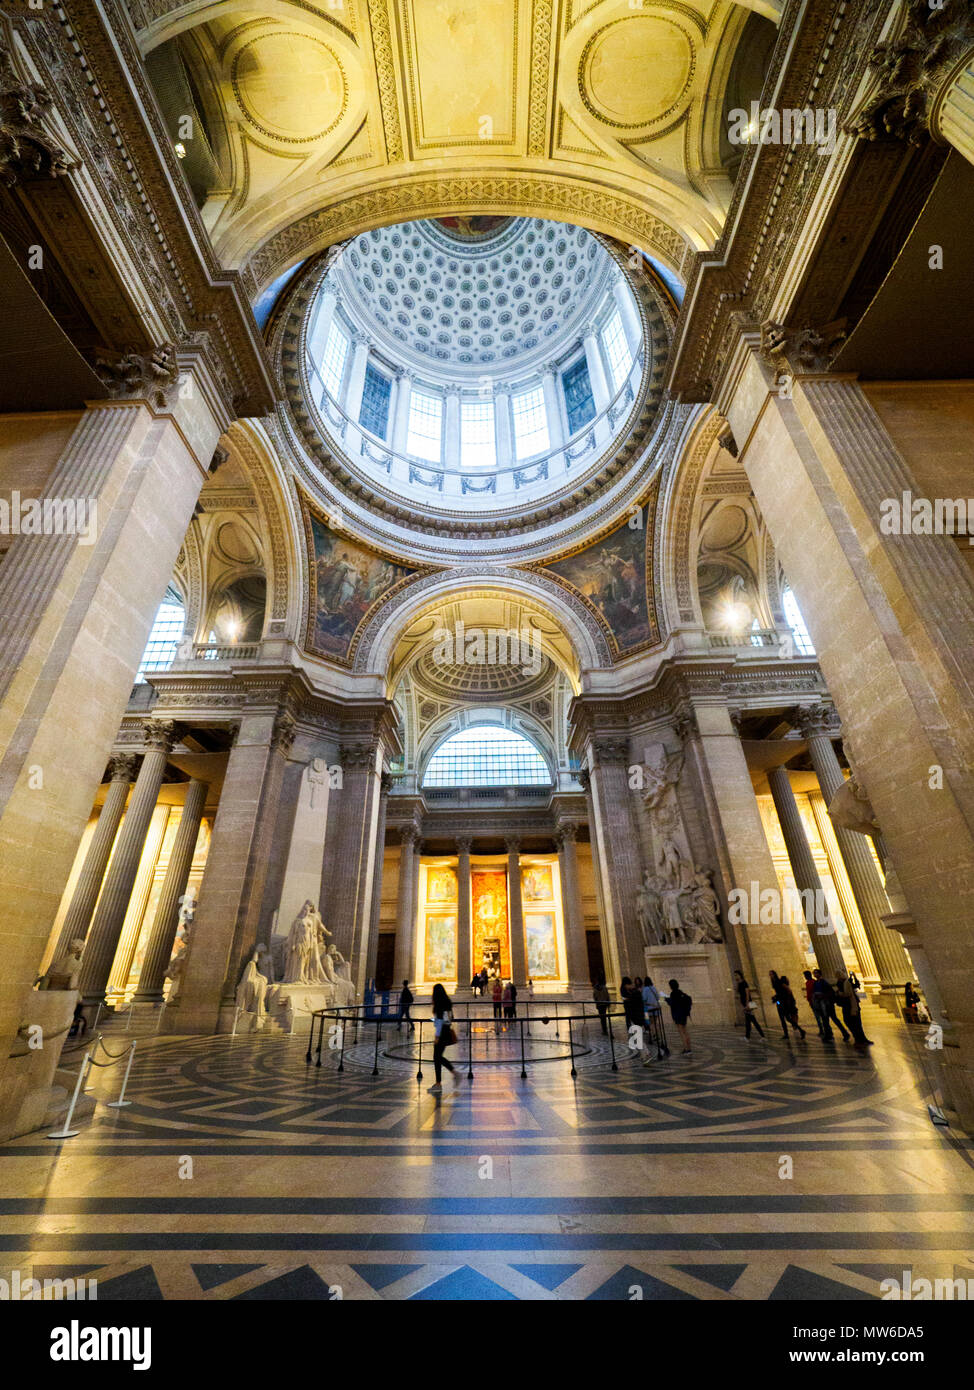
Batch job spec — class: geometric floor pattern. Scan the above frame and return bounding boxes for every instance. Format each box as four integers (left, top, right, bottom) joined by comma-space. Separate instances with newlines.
2, 1009, 973, 1299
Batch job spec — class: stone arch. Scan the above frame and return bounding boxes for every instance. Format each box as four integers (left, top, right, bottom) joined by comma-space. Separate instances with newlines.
353, 568, 612, 691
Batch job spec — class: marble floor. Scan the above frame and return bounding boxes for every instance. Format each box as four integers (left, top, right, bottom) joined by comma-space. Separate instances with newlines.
2, 1006, 973, 1301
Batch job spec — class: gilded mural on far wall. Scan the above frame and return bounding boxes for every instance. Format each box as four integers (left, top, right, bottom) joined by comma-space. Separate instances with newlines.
304, 508, 417, 661
537, 499, 659, 653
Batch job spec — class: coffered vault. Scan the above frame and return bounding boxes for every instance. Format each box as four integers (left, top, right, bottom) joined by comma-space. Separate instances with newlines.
136, 0, 781, 286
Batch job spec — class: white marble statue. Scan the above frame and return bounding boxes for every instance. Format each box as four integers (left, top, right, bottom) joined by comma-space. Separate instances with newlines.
236, 951, 269, 1015
688, 866, 723, 943
40, 937, 85, 990
283, 900, 332, 985
641, 743, 684, 813
636, 871, 665, 946
165, 926, 192, 1002
325, 944, 356, 1006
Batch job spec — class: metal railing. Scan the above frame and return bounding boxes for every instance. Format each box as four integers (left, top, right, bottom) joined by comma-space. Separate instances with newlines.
305, 997, 669, 1081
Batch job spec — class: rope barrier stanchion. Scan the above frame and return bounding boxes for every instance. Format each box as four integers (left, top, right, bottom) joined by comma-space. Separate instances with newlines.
48, 1051, 91, 1139
519, 1017, 527, 1079
554, 1000, 560, 1039
107, 1041, 137, 1108
315, 1013, 325, 1068
466, 1013, 474, 1081
608, 1007, 619, 1072
337, 1012, 345, 1073
568, 1016, 577, 1078
305, 1014, 315, 1065
371, 1018, 380, 1077
416, 1019, 424, 1084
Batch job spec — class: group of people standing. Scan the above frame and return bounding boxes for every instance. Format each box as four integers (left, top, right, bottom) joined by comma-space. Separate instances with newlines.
736, 967, 873, 1047
616, 975, 693, 1058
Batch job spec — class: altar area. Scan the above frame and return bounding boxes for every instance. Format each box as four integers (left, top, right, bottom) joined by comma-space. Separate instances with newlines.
415, 852, 569, 991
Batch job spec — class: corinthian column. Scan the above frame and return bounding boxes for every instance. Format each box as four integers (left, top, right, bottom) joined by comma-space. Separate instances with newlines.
78, 721, 177, 1006
506, 836, 526, 986
766, 765, 845, 977
456, 837, 473, 989
798, 705, 914, 1000
51, 754, 137, 961
135, 778, 207, 1001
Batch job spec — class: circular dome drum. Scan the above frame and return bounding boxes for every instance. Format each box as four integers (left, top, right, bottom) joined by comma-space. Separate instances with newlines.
275, 215, 672, 556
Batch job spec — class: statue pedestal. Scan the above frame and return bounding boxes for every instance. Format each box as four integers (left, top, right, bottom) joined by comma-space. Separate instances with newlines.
644, 943, 735, 1026
266, 983, 336, 1034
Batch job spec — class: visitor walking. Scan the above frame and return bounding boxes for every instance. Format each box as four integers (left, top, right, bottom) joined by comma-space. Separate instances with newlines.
398, 978, 414, 1032
734, 970, 764, 1040
835, 969, 873, 1047
665, 978, 693, 1055
503, 980, 516, 1026
810, 969, 834, 1041
814, 968, 850, 1040
775, 975, 807, 1041
428, 982, 457, 1093
769, 970, 788, 1038
492, 976, 504, 1033
593, 976, 610, 1035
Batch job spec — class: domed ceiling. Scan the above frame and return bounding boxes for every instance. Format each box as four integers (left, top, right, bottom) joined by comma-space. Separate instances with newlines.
330, 217, 613, 379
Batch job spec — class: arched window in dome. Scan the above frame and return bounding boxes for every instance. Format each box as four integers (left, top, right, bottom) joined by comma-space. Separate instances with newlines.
460, 397, 496, 468
512, 384, 549, 460
562, 358, 595, 435
320, 319, 348, 401
782, 586, 815, 656
406, 389, 443, 463
136, 586, 184, 683
602, 307, 632, 391
422, 725, 551, 788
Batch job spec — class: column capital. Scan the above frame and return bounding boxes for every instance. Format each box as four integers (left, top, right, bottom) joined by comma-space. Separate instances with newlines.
340, 740, 379, 770
380, 770, 393, 794
455, 836, 473, 855
142, 718, 178, 753
400, 822, 419, 847
673, 708, 699, 744
592, 737, 630, 766
504, 835, 522, 854
729, 708, 746, 735
95, 344, 181, 410
795, 702, 840, 740
271, 711, 297, 755
850, 5, 974, 146
555, 821, 579, 847
107, 753, 138, 782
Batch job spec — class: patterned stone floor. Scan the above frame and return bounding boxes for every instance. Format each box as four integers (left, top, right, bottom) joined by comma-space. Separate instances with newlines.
2, 1008, 973, 1300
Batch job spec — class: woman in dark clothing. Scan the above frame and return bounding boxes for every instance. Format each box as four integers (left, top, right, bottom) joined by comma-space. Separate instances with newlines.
428, 982, 456, 1093
769, 970, 788, 1038
776, 975, 807, 1040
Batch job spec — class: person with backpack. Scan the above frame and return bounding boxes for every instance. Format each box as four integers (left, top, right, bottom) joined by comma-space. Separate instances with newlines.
813, 968, 850, 1041
835, 968, 873, 1047
665, 978, 693, 1054
428, 982, 457, 1093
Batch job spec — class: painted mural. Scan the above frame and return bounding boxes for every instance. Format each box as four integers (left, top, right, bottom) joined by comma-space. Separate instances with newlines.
307, 513, 415, 660
543, 519, 652, 651
424, 914, 457, 981
525, 913, 558, 980
472, 869, 510, 981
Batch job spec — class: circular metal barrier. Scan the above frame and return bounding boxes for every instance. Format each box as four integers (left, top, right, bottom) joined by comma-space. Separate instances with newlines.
305, 999, 669, 1080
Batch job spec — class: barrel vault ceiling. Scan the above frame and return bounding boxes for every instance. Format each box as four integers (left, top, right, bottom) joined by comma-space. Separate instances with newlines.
132, 0, 783, 289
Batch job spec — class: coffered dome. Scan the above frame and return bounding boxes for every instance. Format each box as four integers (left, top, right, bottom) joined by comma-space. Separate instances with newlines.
333, 217, 613, 378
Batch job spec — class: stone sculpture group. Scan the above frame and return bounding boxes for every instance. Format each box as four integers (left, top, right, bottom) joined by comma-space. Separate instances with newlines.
234, 899, 356, 1026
